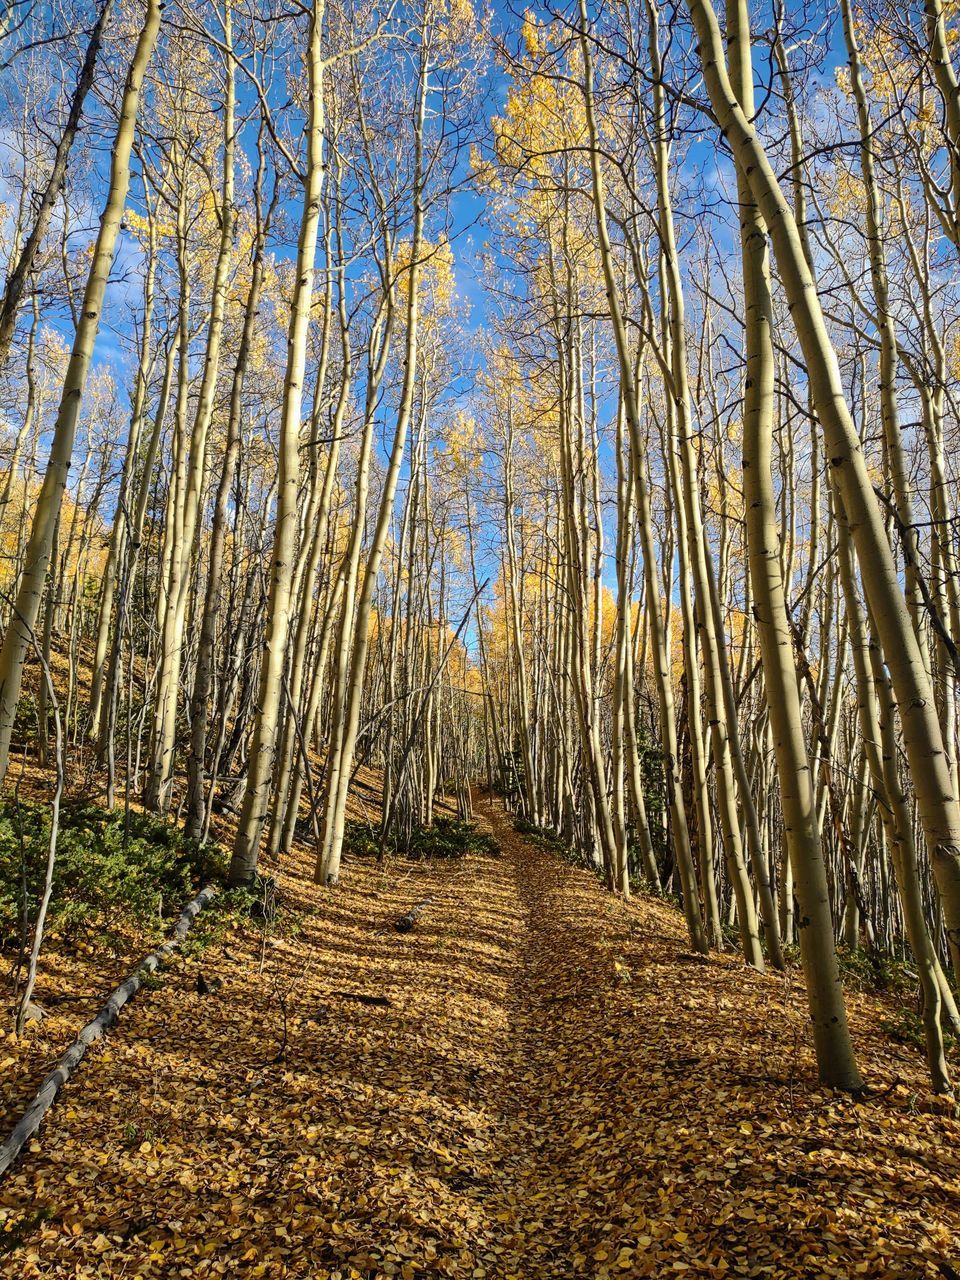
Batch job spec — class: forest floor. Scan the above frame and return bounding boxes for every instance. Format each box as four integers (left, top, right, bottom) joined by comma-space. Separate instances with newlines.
1, 800, 959, 1279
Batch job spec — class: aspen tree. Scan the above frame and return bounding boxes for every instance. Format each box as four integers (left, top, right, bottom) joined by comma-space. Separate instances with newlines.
655, 269, 721, 943
0, 0, 115, 371
649, 26, 764, 965
502, 401, 539, 826
0, 292, 40, 522
316, 40, 429, 885
621, 471, 662, 891
88, 178, 159, 734
718, 0, 860, 1083
229, 0, 327, 884
576, 0, 706, 950
836, 503, 954, 1091
924, 0, 960, 243
545, 205, 619, 885
101, 326, 173, 805
187, 151, 277, 839
890, 184, 960, 800
838, 0, 926, 654
612, 402, 636, 894
265, 220, 349, 855
144, 6, 236, 811
690, 0, 960, 983
0, 0, 162, 788
686, 0, 960, 1008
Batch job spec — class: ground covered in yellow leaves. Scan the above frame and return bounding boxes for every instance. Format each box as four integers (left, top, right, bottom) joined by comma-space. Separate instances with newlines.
1, 802, 958, 1278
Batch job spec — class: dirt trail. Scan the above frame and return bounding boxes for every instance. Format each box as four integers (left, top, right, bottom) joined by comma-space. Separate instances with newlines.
1, 805, 958, 1278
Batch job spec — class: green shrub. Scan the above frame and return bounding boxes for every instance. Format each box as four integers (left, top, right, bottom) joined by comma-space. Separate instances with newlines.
406, 817, 499, 860
511, 816, 603, 877
0, 799, 226, 946
835, 944, 918, 995
512, 815, 566, 853
343, 816, 499, 862
341, 820, 382, 860
879, 1007, 958, 1054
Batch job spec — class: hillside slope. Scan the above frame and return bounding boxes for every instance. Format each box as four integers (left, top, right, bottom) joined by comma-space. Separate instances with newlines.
0, 802, 958, 1279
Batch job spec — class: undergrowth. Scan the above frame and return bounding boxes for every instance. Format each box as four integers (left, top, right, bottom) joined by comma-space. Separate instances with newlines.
513, 815, 626, 892
512, 815, 570, 856
834, 944, 919, 995
879, 1006, 959, 1055
344, 816, 499, 861
513, 817, 666, 896
179, 885, 258, 957
0, 799, 225, 947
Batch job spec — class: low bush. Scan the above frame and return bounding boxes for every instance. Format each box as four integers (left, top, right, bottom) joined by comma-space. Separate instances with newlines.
834, 944, 918, 995
406, 817, 499, 860
0, 799, 226, 946
344, 815, 499, 861
879, 1007, 958, 1054
512, 815, 566, 853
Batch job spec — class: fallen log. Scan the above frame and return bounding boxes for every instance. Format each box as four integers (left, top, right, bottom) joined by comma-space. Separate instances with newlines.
395, 896, 434, 933
0, 883, 217, 1181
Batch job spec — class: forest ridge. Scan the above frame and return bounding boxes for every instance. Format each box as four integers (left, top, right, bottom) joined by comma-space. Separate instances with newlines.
0, 0, 958, 1274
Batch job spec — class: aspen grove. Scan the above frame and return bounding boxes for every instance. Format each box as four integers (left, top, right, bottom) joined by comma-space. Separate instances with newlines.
0, 0, 958, 1275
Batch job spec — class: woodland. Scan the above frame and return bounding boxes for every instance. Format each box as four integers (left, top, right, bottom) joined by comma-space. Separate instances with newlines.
0, 0, 958, 1275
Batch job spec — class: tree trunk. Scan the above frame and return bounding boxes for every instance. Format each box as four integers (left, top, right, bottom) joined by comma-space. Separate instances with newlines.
0, 0, 162, 788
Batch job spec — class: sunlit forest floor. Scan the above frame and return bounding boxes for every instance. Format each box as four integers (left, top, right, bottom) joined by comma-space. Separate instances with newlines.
1, 796, 958, 1278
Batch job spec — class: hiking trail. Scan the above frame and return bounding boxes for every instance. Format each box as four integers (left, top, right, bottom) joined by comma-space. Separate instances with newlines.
1, 803, 957, 1279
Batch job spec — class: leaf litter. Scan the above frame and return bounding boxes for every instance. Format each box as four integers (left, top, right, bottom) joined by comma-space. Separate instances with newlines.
0, 800, 957, 1278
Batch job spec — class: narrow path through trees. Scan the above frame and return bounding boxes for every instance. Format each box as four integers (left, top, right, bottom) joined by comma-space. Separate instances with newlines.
1, 810, 957, 1278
